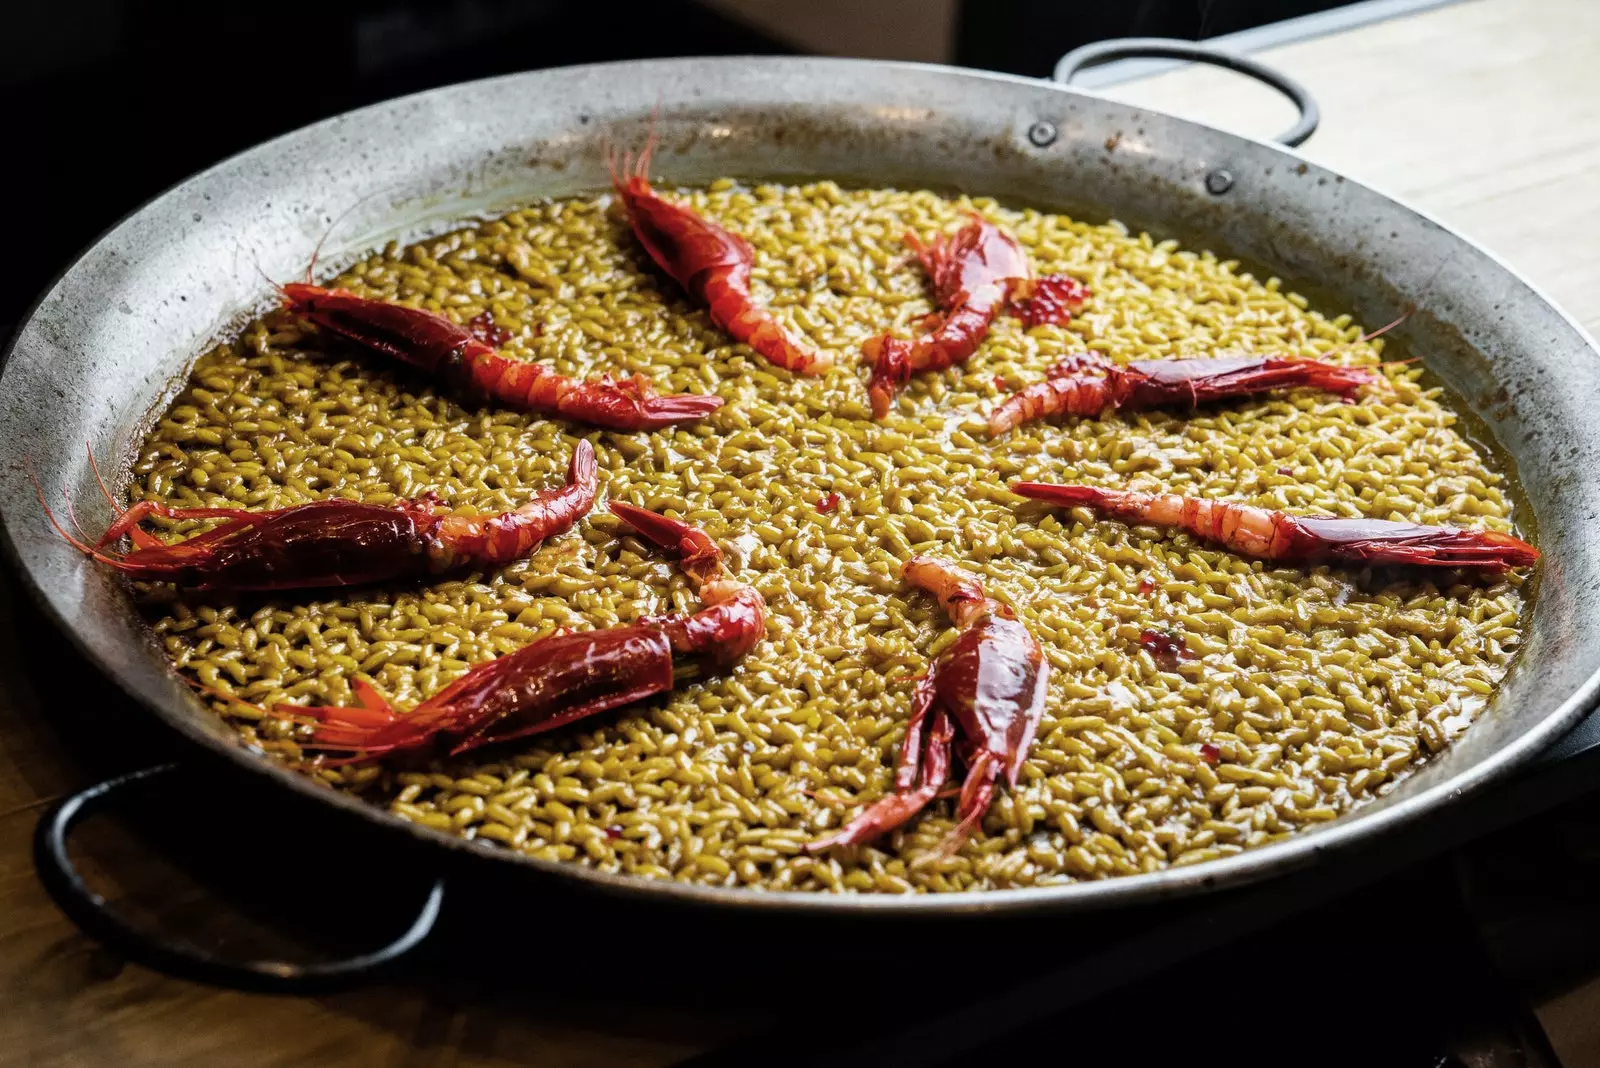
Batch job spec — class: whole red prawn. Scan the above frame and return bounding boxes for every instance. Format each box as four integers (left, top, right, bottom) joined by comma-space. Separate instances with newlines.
1012, 483, 1539, 571
221, 503, 766, 762
865, 214, 1089, 418
40, 441, 598, 592
278, 284, 723, 431
988, 352, 1382, 436
610, 138, 833, 376
806, 556, 1048, 858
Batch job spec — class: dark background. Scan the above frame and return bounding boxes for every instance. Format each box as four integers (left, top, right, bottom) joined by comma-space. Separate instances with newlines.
1, 0, 1350, 342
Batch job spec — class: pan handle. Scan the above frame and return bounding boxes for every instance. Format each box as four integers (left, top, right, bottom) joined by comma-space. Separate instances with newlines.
33, 763, 445, 993
1052, 37, 1320, 148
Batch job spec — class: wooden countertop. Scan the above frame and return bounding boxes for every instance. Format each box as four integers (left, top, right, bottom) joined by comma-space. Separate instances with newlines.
4, 0, 1597, 1064
1099, 0, 1600, 337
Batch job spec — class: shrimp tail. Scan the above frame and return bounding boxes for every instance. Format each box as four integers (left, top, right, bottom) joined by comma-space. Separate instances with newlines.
1009, 482, 1111, 511
284, 283, 721, 430
987, 372, 1115, 436
427, 440, 599, 572
634, 390, 728, 426
537, 373, 724, 430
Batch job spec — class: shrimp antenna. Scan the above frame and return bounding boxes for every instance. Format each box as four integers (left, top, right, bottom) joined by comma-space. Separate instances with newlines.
1361, 254, 1448, 345
60, 488, 97, 548
605, 141, 628, 192
1359, 306, 1414, 344
26, 460, 118, 564
85, 443, 122, 515
305, 188, 387, 284
245, 186, 394, 295
1415, 252, 1452, 306
248, 251, 290, 301
607, 98, 662, 198
636, 95, 662, 181
178, 674, 329, 734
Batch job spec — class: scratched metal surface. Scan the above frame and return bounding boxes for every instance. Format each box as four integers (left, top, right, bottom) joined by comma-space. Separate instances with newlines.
2, 56, 1597, 916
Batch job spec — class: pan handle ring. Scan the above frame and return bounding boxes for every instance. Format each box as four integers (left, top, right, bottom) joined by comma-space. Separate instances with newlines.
33, 762, 445, 992
1052, 37, 1320, 148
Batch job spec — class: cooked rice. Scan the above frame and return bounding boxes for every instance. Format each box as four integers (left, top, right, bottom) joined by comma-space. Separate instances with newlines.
133, 180, 1528, 892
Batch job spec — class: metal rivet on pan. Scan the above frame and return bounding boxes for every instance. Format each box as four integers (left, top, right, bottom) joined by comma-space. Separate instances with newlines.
1027, 121, 1058, 148
1205, 169, 1235, 194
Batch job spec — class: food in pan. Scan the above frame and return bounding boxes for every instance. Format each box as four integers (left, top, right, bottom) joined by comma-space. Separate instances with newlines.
863, 214, 1090, 418
1011, 484, 1539, 571
40, 441, 596, 592
987, 351, 1383, 437
207, 503, 765, 761
611, 140, 834, 376
108, 180, 1532, 892
279, 281, 724, 430
804, 555, 1048, 858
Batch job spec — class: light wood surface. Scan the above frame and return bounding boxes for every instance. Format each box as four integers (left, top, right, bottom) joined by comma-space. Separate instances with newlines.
1099, 0, 1600, 337
3, 0, 1597, 1063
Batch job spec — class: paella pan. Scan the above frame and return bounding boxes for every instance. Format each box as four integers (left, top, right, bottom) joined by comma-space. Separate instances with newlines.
5, 56, 1599, 920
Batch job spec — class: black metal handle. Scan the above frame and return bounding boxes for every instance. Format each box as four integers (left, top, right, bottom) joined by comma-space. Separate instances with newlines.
1053, 37, 1320, 147
33, 763, 445, 992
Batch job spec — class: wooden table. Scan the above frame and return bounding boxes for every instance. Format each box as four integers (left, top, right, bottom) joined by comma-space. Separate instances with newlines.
4, 0, 1599, 1063
1099, 0, 1600, 338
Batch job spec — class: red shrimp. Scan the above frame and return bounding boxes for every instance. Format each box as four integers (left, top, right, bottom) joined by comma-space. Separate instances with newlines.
865, 214, 1089, 418
610, 138, 832, 376
278, 284, 723, 431
805, 556, 1049, 858
212, 504, 766, 762
988, 352, 1382, 436
38, 442, 597, 592
1011, 483, 1539, 571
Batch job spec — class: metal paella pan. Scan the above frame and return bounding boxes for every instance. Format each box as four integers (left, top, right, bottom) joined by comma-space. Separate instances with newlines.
5, 52, 1600, 941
